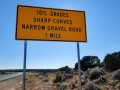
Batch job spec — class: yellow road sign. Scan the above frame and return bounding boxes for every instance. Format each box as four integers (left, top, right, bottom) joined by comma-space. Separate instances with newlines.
16, 5, 87, 42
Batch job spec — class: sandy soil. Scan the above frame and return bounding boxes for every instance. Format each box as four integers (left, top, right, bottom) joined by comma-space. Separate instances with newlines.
0, 71, 120, 90
0, 75, 22, 90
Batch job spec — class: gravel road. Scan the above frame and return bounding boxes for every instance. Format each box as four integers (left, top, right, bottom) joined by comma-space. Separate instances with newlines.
0, 72, 23, 82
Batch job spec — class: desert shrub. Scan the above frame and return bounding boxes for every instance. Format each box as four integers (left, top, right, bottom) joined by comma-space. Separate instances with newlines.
0, 72, 4, 75
84, 83, 101, 90
58, 66, 72, 73
53, 74, 63, 83
0, 71, 7, 75
88, 67, 102, 80
117, 83, 120, 90
109, 80, 119, 88
69, 83, 77, 89
75, 56, 100, 71
94, 76, 107, 85
63, 73, 73, 81
26, 73, 32, 80
81, 75, 87, 86
55, 83, 61, 88
56, 83, 68, 90
104, 51, 120, 71
43, 79, 49, 82
35, 74, 39, 77
60, 84, 68, 90
89, 71, 100, 80
75, 80, 78, 84
100, 61, 106, 67
112, 69, 120, 80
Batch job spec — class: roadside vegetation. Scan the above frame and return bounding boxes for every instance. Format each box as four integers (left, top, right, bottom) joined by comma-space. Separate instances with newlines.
1, 51, 120, 90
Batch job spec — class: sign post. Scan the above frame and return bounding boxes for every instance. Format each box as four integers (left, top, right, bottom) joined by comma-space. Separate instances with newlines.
15, 5, 87, 90
23, 41, 27, 90
77, 42, 82, 90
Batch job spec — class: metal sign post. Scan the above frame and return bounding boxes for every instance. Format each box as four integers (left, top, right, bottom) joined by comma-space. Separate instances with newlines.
15, 5, 87, 90
23, 41, 27, 90
77, 42, 82, 90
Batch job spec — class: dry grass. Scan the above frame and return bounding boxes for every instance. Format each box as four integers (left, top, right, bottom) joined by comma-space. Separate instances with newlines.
0, 68, 120, 90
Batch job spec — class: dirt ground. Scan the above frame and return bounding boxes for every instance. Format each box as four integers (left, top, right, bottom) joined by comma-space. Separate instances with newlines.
0, 71, 120, 90
0, 75, 22, 90
0, 72, 79, 90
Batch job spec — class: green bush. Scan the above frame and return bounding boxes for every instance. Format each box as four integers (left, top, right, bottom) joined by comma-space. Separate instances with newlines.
55, 83, 61, 88
53, 74, 63, 83
75, 56, 100, 71
100, 61, 106, 67
60, 84, 68, 90
69, 83, 76, 89
112, 69, 120, 80
94, 76, 107, 85
58, 66, 72, 73
56, 83, 68, 90
104, 51, 120, 71
88, 67, 102, 80
84, 83, 101, 90
109, 80, 119, 88
81, 75, 87, 86
63, 73, 73, 81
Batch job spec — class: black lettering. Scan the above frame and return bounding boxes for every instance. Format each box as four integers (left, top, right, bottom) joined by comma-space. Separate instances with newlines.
70, 20, 72, 24
50, 12, 54, 16
47, 26, 50, 30
33, 17, 41, 22
53, 19, 56, 23
69, 27, 72, 32
37, 18, 40, 22
50, 33, 53, 38
33, 17, 51, 23
76, 28, 79, 32
69, 27, 82, 32
38, 25, 41, 30
22, 24, 45, 30
44, 18, 47, 23
52, 19, 72, 25
42, 26, 45, 30
38, 25, 45, 30
34, 25, 37, 30
37, 10, 42, 15
26, 25, 29, 29
30, 25, 33, 29
54, 26, 57, 30
50, 12, 69, 17
37, 10, 46, 15
66, 13, 68, 17
63, 20, 67, 24
47, 26, 66, 31
50, 33, 61, 38
40, 18, 43, 22
79, 28, 82, 32
33, 17, 36, 22
51, 26, 54, 30
62, 27, 67, 31
48, 18, 51, 23
60, 19, 63, 24
22, 24, 26, 29
57, 27, 61, 31
58, 33, 61, 38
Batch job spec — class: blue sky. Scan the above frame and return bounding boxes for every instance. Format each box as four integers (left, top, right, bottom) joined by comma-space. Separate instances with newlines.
0, 0, 120, 69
